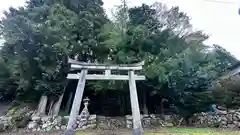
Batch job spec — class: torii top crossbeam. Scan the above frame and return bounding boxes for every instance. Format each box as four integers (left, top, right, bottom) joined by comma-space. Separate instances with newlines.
67, 58, 146, 81
68, 58, 145, 71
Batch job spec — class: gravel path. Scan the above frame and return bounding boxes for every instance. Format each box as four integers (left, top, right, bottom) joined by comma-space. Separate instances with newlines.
0, 129, 132, 135
0, 130, 64, 135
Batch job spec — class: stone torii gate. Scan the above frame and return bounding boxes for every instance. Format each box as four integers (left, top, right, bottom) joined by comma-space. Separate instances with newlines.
65, 58, 145, 135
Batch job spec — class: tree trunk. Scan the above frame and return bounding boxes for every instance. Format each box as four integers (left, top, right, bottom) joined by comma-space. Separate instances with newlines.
143, 90, 148, 114
178, 117, 184, 127
185, 116, 190, 126
37, 95, 48, 116
48, 100, 54, 116
52, 94, 64, 116
160, 99, 165, 120
66, 92, 73, 114
121, 95, 126, 115
119, 95, 124, 115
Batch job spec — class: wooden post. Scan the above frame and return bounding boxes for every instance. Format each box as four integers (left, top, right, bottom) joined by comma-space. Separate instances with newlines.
65, 69, 88, 135
128, 70, 144, 135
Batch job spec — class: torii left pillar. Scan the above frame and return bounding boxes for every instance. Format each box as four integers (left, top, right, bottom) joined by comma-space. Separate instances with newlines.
129, 70, 144, 135
65, 69, 87, 135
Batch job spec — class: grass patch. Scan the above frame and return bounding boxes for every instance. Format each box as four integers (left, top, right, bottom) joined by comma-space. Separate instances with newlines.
158, 128, 211, 133
76, 133, 89, 135
75, 128, 240, 135
147, 128, 240, 135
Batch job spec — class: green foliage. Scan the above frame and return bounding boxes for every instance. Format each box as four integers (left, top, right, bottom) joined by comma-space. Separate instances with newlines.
0, 55, 17, 101
0, 0, 238, 117
213, 88, 240, 109
0, 0, 107, 101
7, 107, 32, 128
100, 2, 238, 117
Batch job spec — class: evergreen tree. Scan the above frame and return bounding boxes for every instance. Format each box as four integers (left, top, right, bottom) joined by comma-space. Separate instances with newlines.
101, 2, 238, 116
0, 0, 238, 117
0, 0, 108, 101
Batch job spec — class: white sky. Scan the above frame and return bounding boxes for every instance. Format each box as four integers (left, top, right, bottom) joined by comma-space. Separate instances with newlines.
1, 0, 240, 59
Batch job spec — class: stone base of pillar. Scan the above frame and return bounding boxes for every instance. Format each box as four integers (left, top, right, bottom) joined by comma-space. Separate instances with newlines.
64, 130, 75, 135
132, 128, 144, 135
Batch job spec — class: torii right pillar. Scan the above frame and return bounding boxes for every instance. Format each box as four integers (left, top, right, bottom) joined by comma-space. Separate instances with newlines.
129, 70, 144, 135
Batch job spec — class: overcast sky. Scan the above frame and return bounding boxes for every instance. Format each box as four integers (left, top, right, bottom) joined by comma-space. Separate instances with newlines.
1, 0, 240, 59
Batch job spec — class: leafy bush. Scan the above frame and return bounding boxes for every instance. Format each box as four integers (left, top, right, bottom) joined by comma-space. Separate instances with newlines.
8, 107, 32, 128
